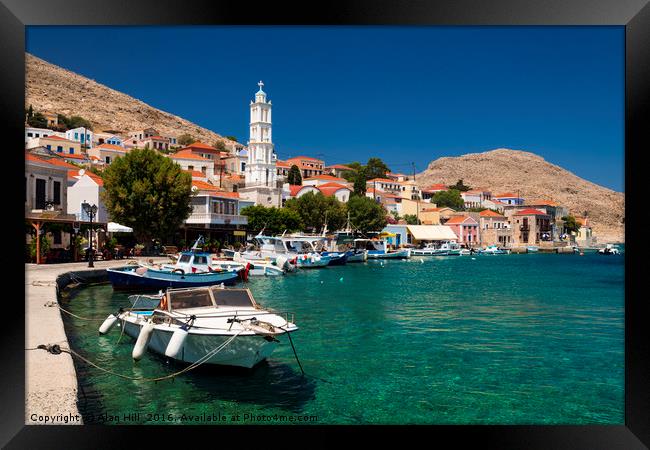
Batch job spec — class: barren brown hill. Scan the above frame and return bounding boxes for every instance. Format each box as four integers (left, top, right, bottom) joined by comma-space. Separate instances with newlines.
417, 149, 624, 243
25, 53, 236, 148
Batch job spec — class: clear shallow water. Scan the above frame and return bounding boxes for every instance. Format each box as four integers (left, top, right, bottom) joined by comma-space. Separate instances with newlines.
62, 251, 624, 425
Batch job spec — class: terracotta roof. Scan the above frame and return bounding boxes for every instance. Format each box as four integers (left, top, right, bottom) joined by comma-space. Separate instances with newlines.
304, 174, 346, 182
526, 200, 559, 206
366, 178, 400, 184
494, 192, 520, 198
317, 182, 349, 189
514, 208, 549, 216
318, 183, 351, 197
63, 153, 90, 160
325, 164, 353, 170
182, 170, 206, 178
42, 157, 79, 169
183, 141, 218, 152
192, 180, 219, 191
445, 215, 478, 224
44, 135, 74, 142
207, 190, 239, 199
68, 169, 104, 186
276, 160, 292, 168
286, 155, 324, 162
479, 210, 505, 217
421, 207, 443, 212
423, 184, 448, 191
171, 150, 211, 161
289, 185, 304, 197
96, 143, 127, 152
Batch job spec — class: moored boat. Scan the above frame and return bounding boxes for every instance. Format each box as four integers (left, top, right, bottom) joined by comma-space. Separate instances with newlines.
355, 239, 411, 259
102, 286, 298, 368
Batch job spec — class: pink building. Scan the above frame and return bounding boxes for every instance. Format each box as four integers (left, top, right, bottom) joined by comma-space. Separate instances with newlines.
445, 215, 479, 247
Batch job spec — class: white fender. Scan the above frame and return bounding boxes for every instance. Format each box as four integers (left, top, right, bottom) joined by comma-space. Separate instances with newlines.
132, 321, 155, 361
165, 328, 189, 358
98, 314, 118, 335
275, 255, 288, 269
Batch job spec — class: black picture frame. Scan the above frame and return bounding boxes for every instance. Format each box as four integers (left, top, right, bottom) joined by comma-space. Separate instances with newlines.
1, 0, 646, 447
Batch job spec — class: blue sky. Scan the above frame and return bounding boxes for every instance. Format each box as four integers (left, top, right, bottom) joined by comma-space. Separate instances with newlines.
26, 26, 624, 191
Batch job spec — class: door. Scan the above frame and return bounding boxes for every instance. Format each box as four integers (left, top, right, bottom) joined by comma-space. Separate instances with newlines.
35, 178, 46, 209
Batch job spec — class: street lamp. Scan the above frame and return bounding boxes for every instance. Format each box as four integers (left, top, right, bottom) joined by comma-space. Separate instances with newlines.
82, 202, 98, 267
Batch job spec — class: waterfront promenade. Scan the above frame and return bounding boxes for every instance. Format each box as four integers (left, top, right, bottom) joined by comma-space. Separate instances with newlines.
25, 258, 168, 425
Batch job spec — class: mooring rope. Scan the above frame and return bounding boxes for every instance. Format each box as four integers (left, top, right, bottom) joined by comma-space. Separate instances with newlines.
27, 331, 244, 383
44, 301, 108, 322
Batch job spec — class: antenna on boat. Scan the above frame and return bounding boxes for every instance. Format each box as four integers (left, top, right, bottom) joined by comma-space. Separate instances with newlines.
281, 229, 287, 237
322, 212, 328, 237
256, 225, 266, 237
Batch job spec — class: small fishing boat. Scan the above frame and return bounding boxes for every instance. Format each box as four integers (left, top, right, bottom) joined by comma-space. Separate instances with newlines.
320, 251, 348, 266
411, 241, 461, 256
107, 237, 244, 291
598, 243, 620, 255
480, 245, 508, 255
355, 239, 411, 259
100, 286, 298, 369
526, 246, 539, 253
219, 254, 292, 276
345, 249, 368, 262
295, 253, 331, 268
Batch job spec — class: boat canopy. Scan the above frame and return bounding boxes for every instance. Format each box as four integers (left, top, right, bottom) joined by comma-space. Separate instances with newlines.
406, 225, 458, 241
165, 287, 257, 311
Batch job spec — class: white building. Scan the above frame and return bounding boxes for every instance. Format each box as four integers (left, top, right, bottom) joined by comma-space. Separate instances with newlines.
67, 170, 109, 223
65, 127, 94, 148
239, 81, 282, 207
25, 127, 65, 145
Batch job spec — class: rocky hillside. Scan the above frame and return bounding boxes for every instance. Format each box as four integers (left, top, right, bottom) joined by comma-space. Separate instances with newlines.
25, 53, 236, 147
417, 149, 625, 242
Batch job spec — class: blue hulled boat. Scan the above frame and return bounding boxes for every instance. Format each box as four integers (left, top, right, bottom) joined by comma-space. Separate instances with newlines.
107, 237, 243, 291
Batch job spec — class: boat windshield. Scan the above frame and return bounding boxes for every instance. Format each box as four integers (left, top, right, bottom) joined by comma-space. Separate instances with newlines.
178, 254, 191, 263
210, 288, 256, 308
168, 289, 214, 310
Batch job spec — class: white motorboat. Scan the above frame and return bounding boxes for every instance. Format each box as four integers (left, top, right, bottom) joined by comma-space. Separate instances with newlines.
355, 239, 411, 259
411, 241, 461, 256
220, 255, 292, 276
101, 286, 298, 369
598, 243, 620, 255
480, 245, 508, 255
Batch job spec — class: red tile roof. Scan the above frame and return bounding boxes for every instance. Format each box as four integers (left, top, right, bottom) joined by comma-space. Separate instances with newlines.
366, 178, 400, 184
171, 150, 211, 161
304, 174, 346, 182
183, 141, 218, 152
192, 180, 219, 191
514, 208, 549, 216
96, 143, 127, 152
479, 210, 505, 217
63, 153, 90, 160
68, 169, 104, 186
182, 169, 206, 178
207, 190, 239, 199
276, 160, 292, 168
494, 192, 520, 198
325, 164, 353, 170
43, 135, 74, 142
287, 155, 324, 162
423, 184, 448, 191
317, 183, 351, 197
445, 215, 478, 224
289, 185, 304, 197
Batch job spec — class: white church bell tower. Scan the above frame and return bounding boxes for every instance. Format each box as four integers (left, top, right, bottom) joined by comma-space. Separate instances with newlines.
245, 81, 277, 187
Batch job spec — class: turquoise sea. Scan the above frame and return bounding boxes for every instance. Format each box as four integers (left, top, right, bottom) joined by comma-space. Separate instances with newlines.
61, 250, 624, 425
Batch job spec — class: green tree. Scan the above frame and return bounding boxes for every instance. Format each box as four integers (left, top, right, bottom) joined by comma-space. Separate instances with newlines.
347, 195, 387, 233
431, 189, 464, 210
214, 140, 227, 152
100, 148, 193, 244
448, 179, 471, 192
287, 164, 303, 185
225, 135, 238, 142
562, 215, 580, 234
27, 112, 48, 128
403, 214, 420, 225
240, 205, 302, 235
178, 133, 196, 146
285, 192, 347, 233
341, 162, 361, 182
353, 167, 368, 196
365, 157, 391, 180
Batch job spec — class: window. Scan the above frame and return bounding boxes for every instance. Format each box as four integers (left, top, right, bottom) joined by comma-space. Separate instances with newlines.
27, 132, 33, 137
46, 145, 51, 150
74, 133, 79, 139
53, 230, 62, 245
57, 146, 63, 153
188, 165, 194, 171
105, 156, 111, 164
53, 181, 61, 205
70, 148, 74, 154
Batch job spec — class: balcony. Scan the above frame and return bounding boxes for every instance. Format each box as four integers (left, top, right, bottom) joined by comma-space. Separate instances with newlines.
185, 212, 248, 226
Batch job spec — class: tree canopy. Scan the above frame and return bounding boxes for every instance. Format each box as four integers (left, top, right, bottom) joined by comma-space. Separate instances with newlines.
101, 148, 193, 243
353, 167, 368, 196
285, 192, 347, 233
240, 205, 302, 235
347, 195, 388, 233
403, 214, 420, 225
431, 189, 464, 210
448, 179, 471, 192
214, 140, 227, 152
177, 133, 196, 146
287, 165, 303, 185
365, 157, 391, 180
562, 215, 580, 234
